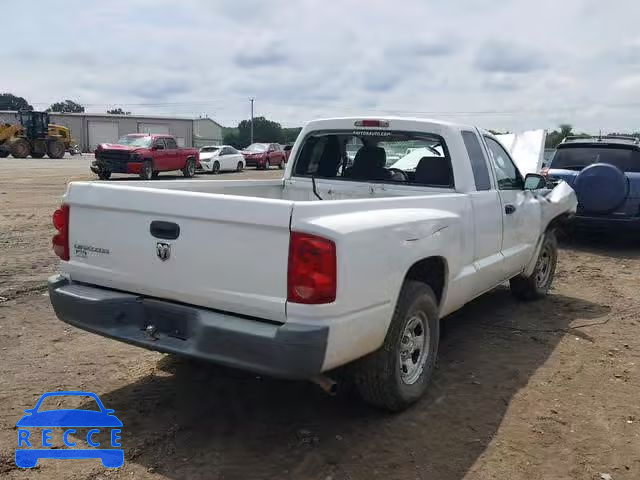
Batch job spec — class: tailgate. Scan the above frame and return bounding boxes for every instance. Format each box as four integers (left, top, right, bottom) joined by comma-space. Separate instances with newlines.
62, 182, 293, 323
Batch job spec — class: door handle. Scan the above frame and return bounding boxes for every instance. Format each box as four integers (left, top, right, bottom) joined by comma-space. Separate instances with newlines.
505, 204, 516, 215
150, 221, 180, 240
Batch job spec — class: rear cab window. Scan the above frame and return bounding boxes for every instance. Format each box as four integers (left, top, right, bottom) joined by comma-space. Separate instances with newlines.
292, 129, 454, 188
551, 145, 640, 173
164, 137, 178, 149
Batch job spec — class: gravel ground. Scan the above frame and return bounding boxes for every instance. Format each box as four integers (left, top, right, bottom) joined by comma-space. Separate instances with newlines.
0, 157, 638, 480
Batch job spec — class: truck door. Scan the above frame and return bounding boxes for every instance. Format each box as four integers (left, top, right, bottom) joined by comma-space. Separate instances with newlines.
482, 135, 541, 278
461, 130, 505, 295
163, 137, 180, 170
152, 138, 169, 170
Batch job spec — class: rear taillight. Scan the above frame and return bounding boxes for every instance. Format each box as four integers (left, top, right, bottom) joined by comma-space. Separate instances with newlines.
287, 232, 336, 304
52, 204, 70, 261
354, 119, 389, 128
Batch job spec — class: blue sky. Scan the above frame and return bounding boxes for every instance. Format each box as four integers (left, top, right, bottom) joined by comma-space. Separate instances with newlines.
3, 0, 640, 132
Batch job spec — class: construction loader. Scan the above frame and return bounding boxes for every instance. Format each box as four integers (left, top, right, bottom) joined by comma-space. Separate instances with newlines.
0, 111, 74, 159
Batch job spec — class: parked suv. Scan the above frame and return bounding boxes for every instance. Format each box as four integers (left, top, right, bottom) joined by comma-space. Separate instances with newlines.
241, 143, 287, 169
544, 135, 640, 230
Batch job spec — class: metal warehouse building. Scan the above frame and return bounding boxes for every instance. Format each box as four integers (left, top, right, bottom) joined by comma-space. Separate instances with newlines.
0, 111, 223, 152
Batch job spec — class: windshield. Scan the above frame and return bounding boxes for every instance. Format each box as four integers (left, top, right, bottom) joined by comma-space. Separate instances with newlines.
293, 130, 452, 187
200, 147, 219, 153
116, 135, 152, 148
551, 146, 640, 172
245, 143, 268, 152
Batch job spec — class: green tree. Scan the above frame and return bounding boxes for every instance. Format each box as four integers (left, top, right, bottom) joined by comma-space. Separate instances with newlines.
223, 118, 302, 148
237, 116, 284, 146
47, 100, 85, 113
107, 107, 131, 115
282, 127, 302, 144
0, 93, 33, 111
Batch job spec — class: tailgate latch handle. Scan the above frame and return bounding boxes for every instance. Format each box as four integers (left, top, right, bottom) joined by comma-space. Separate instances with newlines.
150, 221, 180, 240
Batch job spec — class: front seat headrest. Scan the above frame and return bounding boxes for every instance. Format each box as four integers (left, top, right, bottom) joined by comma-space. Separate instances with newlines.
414, 156, 453, 187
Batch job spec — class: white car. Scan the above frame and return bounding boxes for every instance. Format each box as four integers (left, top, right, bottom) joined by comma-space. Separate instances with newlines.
198, 145, 245, 173
48, 116, 577, 411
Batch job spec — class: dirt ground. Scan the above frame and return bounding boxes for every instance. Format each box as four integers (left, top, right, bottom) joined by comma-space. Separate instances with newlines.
0, 157, 638, 480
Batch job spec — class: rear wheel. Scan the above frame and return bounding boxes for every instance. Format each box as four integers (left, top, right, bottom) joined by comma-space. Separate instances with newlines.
212, 161, 220, 174
46, 139, 65, 159
510, 231, 558, 300
10, 138, 30, 158
182, 157, 196, 178
0, 150, 9, 158
236, 161, 244, 172
278, 158, 285, 169
352, 281, 440, 411
140, 160, 154, 180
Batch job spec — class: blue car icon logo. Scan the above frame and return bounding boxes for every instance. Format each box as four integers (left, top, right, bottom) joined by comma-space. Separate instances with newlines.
16, 391, 123, 469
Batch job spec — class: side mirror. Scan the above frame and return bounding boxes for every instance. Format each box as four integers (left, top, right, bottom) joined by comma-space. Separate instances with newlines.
524, 173, 546, 190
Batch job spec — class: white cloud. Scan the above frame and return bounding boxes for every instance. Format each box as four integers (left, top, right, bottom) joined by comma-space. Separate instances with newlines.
1, 0, 640, 132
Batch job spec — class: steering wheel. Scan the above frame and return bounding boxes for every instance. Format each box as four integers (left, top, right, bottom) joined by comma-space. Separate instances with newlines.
387, 168, 408, 181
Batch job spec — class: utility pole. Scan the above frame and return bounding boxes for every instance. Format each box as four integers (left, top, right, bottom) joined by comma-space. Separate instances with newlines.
249, 97, 255, 144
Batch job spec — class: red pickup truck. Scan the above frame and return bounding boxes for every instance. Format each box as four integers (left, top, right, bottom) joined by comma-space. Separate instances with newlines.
91, 134, 199, 180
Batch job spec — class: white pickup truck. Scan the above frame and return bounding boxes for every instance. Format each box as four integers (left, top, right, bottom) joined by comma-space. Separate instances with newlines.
48, 117, 576, 411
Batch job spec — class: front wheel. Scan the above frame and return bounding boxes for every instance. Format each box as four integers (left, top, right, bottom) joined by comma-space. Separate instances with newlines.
278, 159, 285, 169
182, 158, 196, 177
510, 230, 558, 300
47, 139, 66, 159
97, 169, 111, 180
212, 161, 220, 174
236, 161, 244, 172
140, 160, 154, 180
353, 281, 440, 411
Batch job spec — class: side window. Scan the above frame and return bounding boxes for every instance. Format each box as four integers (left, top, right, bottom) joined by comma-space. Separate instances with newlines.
461, 131, 491, 191
164, 137, 178, 149
220, 147, 229, 155
229, 147, 238, 154
483, 137, 523, 190
154, 138, 166, 149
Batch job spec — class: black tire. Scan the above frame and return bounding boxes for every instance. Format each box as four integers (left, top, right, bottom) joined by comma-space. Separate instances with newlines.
353, 281, 440, 411
212, 161, 220, 174
10, 138, 30, 158
278, 159, 285, 169
97, 169, 111, 180
264, 160, 270, 170
0, 150, 9, 158
140, 160, 154, 180
46, 139, 65, 159
182, 157, 196, 178
236, 161, 244, 172
510, 231, 558, 300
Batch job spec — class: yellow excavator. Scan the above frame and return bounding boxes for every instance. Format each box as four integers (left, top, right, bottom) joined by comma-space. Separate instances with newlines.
0, 111, 75, 158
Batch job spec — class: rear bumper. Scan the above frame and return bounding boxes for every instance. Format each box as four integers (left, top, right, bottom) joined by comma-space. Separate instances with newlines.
48, 275, 328, 379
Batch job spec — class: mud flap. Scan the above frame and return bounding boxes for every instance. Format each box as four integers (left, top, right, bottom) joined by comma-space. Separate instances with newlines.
524, 181, 577, 276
